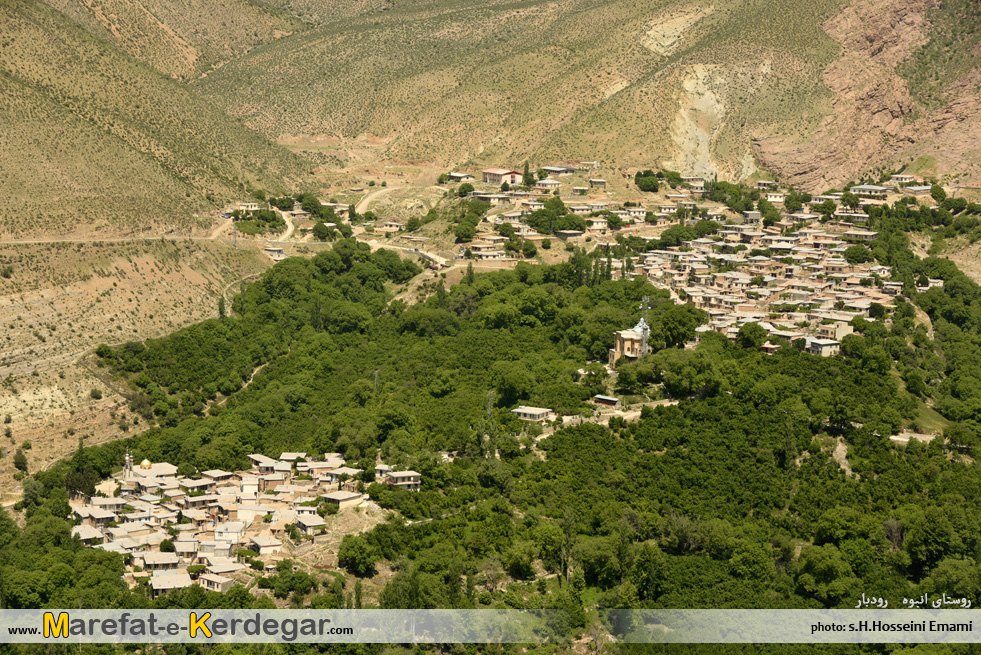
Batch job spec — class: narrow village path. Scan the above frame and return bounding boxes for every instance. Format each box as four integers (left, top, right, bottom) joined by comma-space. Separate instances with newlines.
355, 187, 399, 214
833, 437, 858, 479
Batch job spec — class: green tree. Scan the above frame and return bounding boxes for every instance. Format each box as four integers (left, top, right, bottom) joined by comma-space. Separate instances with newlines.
453, 223, 476, 243
458, 183, 474, 198
13, 449, 27, 472
338, 535, 379, 577
630, 542, 667, 601
843, 245, 874, 264
534, 522, 565, 572
931, 185, 947, 204
737, 322, 768, 349
313, 222, 331, 241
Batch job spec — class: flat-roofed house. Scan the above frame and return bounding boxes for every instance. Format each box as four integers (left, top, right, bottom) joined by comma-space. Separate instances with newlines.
850, 185, 890, 199
843, 230, 878, 243
589, 178, 607, 189
92, 497, 128, 511
535, 178, 562, 191
204, 558, 246, 576
542, 165, 576, 176
250, 535, 283, 557
321, 490, 364, 509
140, 551, 180, 572
175, 540, 199, 560
805, 337, 840, 357
322, 467, 363, 485
150, 572, 193, 599
202, 469, 234, 483
296, 514, 327, 536
906, 185, 932, 195
215, 521, 245, 546
510, 406, 554, 422
248, 454, 277, 474
180, 478, 214, 494
384, 471, 422, 492
72, 523, 104, 545
241, 476, 259, 495
199, 573, 234, 594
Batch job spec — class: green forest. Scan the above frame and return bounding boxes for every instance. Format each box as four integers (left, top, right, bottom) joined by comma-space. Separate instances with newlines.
7, 192, 981, 653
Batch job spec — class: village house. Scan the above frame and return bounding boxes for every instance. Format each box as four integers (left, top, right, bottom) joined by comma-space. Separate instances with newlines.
588, 178, 607, 189
541, 165, 576, 176
149, 572, 193, 599
72, 523, 104, 545
482, 168, 521, 185
295, 514, 327, 536
384, 472, 422, 492
843, 229, 878, 243
321, 466, 363, 485
511, 406, 555, 422
473, 192, 511, 206
139, 551, 180, 573
250, 535, 283, 557
535, 178, 562, 191
199, 573, 234, 594
850, 185, 890, 199
322, 490, 365, 509
804, 337, 841, 357
448, 172, 475, 182
248, 454, 277, 475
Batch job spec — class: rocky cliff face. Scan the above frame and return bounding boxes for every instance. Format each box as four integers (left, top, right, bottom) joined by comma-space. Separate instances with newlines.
754, 0, 981, 189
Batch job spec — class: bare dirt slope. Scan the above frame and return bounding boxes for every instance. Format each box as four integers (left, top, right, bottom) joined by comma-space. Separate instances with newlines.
0, 0, 312, 240
0, 240, 271, 494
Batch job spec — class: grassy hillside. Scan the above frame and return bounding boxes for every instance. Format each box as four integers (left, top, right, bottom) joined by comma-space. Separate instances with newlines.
193, 0, 844, 179
0, 0, 313, 238
40, 0, 300, 80
897, 0, 981, 109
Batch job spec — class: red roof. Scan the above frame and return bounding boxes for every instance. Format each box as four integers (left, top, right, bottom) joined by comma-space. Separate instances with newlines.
483, 168, 519, 175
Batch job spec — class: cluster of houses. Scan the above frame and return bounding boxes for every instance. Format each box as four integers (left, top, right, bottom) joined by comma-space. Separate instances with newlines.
605, 215, 937, 362
70, 453, 421, 599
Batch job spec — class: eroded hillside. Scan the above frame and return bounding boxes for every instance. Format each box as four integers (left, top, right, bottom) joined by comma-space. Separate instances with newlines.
0, 0, 313, 240
754, 0, 981, 188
